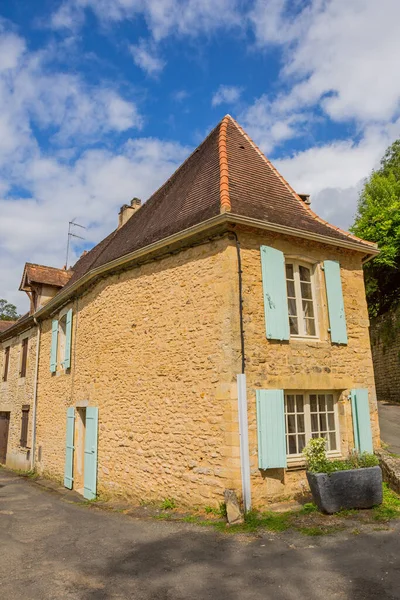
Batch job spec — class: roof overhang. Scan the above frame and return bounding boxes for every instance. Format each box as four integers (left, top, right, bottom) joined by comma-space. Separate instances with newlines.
27, 212, 378, 321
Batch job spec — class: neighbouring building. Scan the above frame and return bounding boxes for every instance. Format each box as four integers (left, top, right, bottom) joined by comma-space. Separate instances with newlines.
0, 116, 380, 509
370, 305, 400, 403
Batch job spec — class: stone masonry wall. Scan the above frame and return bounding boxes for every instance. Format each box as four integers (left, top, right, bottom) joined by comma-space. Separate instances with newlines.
0, 326, 37, 470
370, 306, 400, 403
35, 237, 242, 507
238, 228, 379, 508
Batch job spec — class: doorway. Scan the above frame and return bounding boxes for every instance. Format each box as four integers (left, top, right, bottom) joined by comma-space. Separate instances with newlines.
0, 412, 10, 464
74, 408, 86, 495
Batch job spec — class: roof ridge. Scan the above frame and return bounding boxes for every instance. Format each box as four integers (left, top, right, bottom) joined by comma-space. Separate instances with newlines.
227, 115, 377, 249
218, 115, 231, 213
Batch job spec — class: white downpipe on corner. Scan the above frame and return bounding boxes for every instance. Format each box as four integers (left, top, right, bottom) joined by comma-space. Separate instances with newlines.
31, 318, 41, 471
237, 373, 251, 513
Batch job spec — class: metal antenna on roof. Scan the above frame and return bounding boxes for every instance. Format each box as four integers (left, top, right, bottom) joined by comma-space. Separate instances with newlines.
65, 219, 86, 269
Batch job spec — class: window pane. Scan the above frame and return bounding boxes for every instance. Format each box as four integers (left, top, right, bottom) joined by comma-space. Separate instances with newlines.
305, 319, 316, 336
287, 280, 295, 297
298, 435, 306, 453
297, 414, 305, 432
296, 395, 304, 412
310, 395, 317, 412
311, 413, 319, 433
299, 265, 311, 282
329, 432, 337, 451
287, 415, 296, 433
328, 413, 335, 431
326, 395, 334, 411
288, 298, 297, 316
286, 264, 294, 279
300, 281, 312, 300
302, 300, 314, 318
318, 395, 326, 411
288, 436, 297, 454
286, 395, 295, 412
289, 317, 299, 335
319, 414, 327, 432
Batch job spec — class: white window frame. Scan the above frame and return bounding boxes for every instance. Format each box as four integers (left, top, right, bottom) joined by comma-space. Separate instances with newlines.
284, 391, 341, 465
285, 260, 319, 339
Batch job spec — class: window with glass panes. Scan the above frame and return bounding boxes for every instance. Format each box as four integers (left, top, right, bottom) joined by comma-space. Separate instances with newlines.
285, 262, 317, 337
285, 392, 339, 457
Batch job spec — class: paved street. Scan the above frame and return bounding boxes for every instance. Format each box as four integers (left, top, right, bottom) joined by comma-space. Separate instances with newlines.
378, 402, 400, 455
1, 470, 400, 599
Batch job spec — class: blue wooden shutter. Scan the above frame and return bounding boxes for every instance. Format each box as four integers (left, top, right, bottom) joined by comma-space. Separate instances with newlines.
50, 319, 58, 373
84, 407, 99, 500
351, 389, 373, 453
324, 260, 348, 344
260, 246, 290, 341
63, 309, 73, 370
256, 389, 287, 469
64, 407, 75, 489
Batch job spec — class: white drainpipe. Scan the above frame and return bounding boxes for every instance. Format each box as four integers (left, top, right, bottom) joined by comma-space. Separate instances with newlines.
237, 373, 251, 512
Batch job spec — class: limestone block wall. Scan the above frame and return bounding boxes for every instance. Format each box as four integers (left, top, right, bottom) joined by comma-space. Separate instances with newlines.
35, 237, 242, 507
370, 306, 400, 403
237, 228, 379, 507
0, 326, 37, 470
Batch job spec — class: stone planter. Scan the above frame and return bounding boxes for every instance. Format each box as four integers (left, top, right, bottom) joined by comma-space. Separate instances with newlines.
306, 466, 383, 514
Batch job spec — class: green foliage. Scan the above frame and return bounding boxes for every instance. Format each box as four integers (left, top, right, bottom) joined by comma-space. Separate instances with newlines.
372, 483, 400, 521
218, 502, 227, 519
160, 498, 176, 510
303, 438, 379, 473
299, 502, 318, 514
351, 139, 400, 316
0, 298, 19, 321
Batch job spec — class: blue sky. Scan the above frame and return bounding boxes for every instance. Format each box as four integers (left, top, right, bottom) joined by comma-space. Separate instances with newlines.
1, 0, 399, 312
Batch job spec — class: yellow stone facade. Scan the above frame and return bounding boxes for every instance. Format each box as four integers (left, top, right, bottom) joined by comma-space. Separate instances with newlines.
12, 226, 379, 509
0, 326, 37, 470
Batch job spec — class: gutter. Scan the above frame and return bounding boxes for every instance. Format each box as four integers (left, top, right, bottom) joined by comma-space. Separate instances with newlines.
31, 317, 41, 471
31, 213, 378, 322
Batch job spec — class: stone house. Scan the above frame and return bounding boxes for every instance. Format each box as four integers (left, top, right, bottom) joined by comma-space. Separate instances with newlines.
0, 116, 380, 509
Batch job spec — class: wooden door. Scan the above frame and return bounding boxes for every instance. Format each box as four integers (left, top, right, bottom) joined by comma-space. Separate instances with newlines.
0, 412, 10, 464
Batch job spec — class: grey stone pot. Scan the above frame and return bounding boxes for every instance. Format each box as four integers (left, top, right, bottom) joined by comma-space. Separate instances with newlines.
306, 466, 383, 514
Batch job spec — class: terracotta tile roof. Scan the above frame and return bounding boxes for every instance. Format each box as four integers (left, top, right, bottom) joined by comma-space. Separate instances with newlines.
0, 320, 17, 332
19, 263, 72, 291
64, 115, 376, 291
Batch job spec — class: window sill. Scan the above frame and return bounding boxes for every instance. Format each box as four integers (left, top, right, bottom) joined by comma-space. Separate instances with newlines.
286, 451, 342, 470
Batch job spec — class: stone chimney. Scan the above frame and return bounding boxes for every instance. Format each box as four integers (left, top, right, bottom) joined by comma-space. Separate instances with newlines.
298, 193, 311, 206
118, 197, 142, 228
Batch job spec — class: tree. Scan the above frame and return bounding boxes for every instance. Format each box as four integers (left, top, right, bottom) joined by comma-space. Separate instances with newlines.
0, 299, 20, 321
351, 140, 400, 317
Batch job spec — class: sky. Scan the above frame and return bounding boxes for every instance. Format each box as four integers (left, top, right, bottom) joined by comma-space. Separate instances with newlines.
1, 0, 399, 313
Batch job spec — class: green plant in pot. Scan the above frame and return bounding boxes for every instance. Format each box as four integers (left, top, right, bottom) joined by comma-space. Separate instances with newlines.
303, 438, 383, 514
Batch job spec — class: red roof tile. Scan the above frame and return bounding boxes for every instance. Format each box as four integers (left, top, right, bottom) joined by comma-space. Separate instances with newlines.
20, 263, 72, 291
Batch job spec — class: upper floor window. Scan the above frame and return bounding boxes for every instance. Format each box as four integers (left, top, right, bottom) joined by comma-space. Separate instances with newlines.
3, 346, 10, 382
285, 262, 317, 337
20, 337, 28, 378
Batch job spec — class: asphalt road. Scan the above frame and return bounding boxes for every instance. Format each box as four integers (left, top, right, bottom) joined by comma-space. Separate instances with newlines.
378, 402, 400, 455
1, 469, 400, 600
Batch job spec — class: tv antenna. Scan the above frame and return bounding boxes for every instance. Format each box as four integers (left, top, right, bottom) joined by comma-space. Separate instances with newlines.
65, 219, 86, 269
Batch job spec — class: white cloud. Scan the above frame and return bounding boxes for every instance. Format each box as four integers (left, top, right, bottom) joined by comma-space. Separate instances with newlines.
129, 39, 165, 76
212, 85, 243, 107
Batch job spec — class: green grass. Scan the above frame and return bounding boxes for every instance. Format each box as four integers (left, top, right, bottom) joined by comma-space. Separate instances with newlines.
160, 498, 176, 511
299, 502, 318, 514
372, 483, 400, 521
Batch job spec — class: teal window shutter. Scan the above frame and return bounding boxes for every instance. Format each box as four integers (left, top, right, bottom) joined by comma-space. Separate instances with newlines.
323, 260, 348, 344
260, 246, 290, 341
256, 389, 287, 469
351, 389, 373, 453
64, 407, 75, 489
50, 319, 58, 373
63, 309, 73, 370
84, 407, 99, 500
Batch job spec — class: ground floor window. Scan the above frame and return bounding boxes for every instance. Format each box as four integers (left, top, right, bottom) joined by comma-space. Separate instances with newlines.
284, 392, 340, 459
20, 405, 30, 448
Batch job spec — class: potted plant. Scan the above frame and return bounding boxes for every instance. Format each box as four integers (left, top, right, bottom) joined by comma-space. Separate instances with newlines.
303, 438, 383, 514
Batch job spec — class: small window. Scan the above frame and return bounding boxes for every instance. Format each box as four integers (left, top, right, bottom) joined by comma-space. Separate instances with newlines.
20, 405, 30, 448
285, 392, 340, 459
3, 346, 10, 382
286, 262, 317, 337
20, 338, 28, 378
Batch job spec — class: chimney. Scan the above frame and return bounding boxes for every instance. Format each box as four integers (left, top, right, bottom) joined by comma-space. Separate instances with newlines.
298, 193, 311, 206
118, 197, 142, 228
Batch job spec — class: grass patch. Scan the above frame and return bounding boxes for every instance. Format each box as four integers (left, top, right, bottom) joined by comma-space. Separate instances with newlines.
160, 498, 176, 511
299, 502, 318, 515
372, 483, 400, 521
